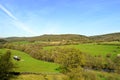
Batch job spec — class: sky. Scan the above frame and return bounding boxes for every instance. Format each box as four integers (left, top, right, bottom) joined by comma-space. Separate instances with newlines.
0, 0, 120, 37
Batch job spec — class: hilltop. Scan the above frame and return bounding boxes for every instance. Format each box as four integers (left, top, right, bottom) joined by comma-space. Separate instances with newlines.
1, 32, 120, 42
4, 34, 89, 42
90, 32, 120, 42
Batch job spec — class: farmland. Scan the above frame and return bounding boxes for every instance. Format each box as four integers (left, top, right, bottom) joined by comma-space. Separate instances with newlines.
45, 43, 120, 58
0, 49, 59, 73
1, 0, 120, 79
0, 33, 120, 80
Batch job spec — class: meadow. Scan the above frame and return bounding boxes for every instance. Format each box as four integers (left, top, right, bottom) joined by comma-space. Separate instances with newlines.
0, 49, 59, 73
1, 41, 120, 80
45, 43, 120, 58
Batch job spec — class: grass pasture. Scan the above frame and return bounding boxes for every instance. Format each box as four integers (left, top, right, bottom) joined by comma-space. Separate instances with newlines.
99, 41, 120, 45
1, 42, 120, 80
45, 43, 120, 58
0, 49, 59, 73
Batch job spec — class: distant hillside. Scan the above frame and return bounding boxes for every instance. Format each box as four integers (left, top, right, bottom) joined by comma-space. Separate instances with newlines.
5, 37, 27, 42
90, 32, 120, 42
28, 34, 89, 42
3, 32, 120, 42
5, 34, 89, 42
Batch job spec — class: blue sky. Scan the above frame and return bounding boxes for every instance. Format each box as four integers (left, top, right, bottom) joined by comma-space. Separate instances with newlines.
0, 0, 120, 37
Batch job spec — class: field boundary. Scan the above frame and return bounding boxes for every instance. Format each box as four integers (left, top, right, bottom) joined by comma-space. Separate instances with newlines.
10, 72, 61, 75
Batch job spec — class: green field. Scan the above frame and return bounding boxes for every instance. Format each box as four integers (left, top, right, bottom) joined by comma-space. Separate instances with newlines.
45, 43, 120, 58
0, 49, 59, 73
1, 43, 120, 80
99, 41, 120, 45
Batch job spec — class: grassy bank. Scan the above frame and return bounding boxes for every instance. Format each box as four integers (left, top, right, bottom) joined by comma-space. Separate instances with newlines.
0, 49, 59, 73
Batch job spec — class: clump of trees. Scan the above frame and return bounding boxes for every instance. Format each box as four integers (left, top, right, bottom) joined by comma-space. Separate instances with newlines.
0, 50, 15, 80
51, 47, 101, 80
113, 56, 120, 73
0, 39, 7, 48
51, 48, 120, 80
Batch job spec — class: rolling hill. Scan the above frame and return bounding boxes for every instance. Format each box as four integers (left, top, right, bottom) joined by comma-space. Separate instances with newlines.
4, 34, 89, 42
90, 32, 120, 42
2, 32, 120, 42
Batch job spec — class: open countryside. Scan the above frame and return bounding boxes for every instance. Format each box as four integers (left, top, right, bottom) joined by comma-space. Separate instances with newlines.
0, 0, 120, 80
0, 33, 120, 80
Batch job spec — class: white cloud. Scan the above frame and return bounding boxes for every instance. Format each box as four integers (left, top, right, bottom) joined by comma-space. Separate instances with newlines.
0, 4, 37, 35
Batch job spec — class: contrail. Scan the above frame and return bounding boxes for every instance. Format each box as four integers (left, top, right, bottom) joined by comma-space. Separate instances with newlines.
0, 4, 37, 35
0, 4, 17, 20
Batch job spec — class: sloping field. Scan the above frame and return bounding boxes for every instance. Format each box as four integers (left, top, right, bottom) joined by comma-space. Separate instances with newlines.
68, 44, 120, 56
0, 49, 59, 73
45, 43, 120, 58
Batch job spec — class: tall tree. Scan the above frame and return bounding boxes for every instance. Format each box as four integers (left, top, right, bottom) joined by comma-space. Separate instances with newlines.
0, 50, 14, 80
